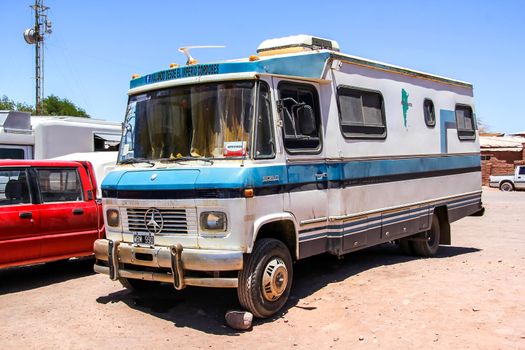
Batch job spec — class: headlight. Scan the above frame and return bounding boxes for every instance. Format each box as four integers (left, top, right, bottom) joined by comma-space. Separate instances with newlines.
106, 209, 120, 227
200, 211, 227, 232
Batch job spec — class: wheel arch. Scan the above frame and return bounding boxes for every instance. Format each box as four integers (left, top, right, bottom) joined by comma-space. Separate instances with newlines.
251, 213, 299, 260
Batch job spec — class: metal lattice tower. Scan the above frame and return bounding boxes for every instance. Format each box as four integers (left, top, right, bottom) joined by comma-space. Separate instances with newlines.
23, 0, 52, 115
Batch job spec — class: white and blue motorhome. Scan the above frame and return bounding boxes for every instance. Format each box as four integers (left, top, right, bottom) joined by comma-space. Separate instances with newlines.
94, 35, 484, 318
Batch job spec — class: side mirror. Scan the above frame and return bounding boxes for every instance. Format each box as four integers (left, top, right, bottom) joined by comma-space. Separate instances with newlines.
297, 105, 316, 136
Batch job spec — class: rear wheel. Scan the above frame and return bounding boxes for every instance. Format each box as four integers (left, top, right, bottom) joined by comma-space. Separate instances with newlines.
119, 278, 160, 291
499, 182, 514, 192
412, 214, 441, 257
399, 237, 414, 255
237, 238, 293, 318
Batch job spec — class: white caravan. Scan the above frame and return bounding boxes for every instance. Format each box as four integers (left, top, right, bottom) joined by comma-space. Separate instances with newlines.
93, 35, 484, 318
0, 111, 121, 159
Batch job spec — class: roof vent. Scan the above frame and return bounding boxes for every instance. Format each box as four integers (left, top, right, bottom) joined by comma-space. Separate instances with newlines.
256, 35, 340, 56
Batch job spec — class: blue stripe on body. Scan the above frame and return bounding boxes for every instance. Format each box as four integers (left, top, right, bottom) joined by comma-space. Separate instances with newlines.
297, 193, 482, 242
440, 110, 456, 153
102, 154, 480, 191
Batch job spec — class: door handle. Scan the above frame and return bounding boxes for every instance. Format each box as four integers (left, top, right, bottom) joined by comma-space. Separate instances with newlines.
315, 172, 328, 180
72, 208, 84, 215
19, 212, 33, 219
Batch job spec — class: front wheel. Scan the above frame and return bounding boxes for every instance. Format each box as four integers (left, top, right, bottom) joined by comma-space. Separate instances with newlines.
237, 238, 293, 318
119, 277, 160, 292
499, 182, 514, 192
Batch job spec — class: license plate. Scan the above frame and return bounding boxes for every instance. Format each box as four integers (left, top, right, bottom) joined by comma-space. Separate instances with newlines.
133, 233, 154, 245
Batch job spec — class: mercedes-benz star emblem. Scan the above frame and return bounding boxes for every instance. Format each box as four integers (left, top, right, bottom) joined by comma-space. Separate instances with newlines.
144, 208, 163, 234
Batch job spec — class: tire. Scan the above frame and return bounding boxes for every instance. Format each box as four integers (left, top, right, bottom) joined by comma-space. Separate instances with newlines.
399, 237, 414, 255
119, 277, 160, 292
237, 238, 293, 318
412, 214, 441, 257
499, 182, 514, 192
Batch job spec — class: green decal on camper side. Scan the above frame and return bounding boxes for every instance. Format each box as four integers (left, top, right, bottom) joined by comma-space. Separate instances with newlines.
401, 88, 412, 128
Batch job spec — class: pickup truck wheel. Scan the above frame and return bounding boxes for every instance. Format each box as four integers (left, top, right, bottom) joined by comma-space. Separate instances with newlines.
412, 214, 440, 257
237, 238, 293, 318
499, 182, 514, 192
119, 278, 160, 291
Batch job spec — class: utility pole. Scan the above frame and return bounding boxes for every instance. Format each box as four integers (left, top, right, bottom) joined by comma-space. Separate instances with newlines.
23, 0, 52, 115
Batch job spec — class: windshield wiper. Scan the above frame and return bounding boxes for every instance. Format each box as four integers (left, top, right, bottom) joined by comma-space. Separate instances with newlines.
119, 158, 155, 167
158, 157, 214, 165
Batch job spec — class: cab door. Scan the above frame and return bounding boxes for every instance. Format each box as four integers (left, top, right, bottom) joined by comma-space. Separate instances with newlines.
0, 167, 41, 267
275, 79, 328, 258
36, 166, 98, 258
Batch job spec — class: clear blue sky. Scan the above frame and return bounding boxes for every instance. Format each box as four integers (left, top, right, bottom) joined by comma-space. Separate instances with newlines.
1, 0, 524, 133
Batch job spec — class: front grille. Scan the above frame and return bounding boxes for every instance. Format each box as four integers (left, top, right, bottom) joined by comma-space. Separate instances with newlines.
126, 208, 196, 235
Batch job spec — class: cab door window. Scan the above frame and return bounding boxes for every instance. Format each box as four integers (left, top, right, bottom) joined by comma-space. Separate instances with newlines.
36, 168, 84, 203
277, 82, 322, 153
0, 168, 31, 206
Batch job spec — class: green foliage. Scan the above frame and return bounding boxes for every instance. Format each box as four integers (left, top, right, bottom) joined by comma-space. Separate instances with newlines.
0, 95, 89, 117
0, 95, 17, 111
42, 95, 89, 117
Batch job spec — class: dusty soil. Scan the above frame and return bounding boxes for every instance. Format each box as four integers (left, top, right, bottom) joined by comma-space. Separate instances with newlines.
1, 188, 524, 349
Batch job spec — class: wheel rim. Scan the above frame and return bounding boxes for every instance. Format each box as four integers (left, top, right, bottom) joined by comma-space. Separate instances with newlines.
425, 227, 437, 248
261, 257, 288, 301
501, 183, 512, 191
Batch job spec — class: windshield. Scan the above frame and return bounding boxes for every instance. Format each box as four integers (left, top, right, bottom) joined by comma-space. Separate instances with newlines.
119, 81, 255, 162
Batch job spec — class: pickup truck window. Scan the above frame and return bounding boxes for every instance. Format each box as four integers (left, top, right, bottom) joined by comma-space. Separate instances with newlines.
519, 167, 525, 175
0, 169, 31, 206
36, 168, 84, 203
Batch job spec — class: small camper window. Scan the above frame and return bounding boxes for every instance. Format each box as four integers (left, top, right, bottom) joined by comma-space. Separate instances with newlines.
336, 86, 386, 139
423, 99, 436, 127
277, 82, 322, 153
455, 104, 476, 140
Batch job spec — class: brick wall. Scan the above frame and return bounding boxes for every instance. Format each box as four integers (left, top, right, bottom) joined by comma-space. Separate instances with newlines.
481, 143, 525, 186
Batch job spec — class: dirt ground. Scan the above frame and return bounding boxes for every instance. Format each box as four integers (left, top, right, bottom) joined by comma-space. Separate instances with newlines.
1, 188, 524, 349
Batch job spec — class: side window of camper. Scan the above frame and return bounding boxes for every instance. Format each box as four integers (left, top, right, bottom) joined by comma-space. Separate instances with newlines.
0, 146, 26, 160
336, 86, 386, 139
254, 82, 275, 159
423, 99, 436, 127
455, 105, 476, 140
277, 82, 322, 153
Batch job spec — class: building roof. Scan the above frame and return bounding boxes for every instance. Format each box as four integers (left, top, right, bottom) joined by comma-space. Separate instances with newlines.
480, 135, 525, 151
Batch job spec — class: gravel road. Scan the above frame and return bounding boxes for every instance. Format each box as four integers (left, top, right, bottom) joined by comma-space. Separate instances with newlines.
1, 188, 524, 349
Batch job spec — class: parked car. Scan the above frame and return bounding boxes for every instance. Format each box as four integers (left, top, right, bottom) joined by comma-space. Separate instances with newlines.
489, 165, 525, 191
0, 160, 105, 269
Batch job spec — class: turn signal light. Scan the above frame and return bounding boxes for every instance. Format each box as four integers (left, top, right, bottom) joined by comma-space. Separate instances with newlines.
243, 188, 254, 198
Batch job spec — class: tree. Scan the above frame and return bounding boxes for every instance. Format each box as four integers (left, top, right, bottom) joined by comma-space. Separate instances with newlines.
0, 95, 16, 111
42, 95, 89, 117
1, 94, 89, 117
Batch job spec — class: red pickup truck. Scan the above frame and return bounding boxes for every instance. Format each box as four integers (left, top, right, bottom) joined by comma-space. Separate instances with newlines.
0, 160, 105, 269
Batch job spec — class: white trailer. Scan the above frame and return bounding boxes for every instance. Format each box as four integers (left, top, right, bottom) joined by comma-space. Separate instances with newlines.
94, 35, 484, 318
0, 111, 122, 160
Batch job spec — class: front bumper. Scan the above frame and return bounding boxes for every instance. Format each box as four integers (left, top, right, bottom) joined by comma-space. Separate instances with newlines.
93, 239, 243, 288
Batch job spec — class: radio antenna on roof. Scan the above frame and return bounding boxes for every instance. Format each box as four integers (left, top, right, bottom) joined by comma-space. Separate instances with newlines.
178, 46, 225, 65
